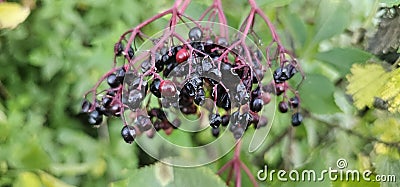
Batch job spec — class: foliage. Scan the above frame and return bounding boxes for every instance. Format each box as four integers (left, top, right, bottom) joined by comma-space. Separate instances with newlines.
0, 0, 399, 187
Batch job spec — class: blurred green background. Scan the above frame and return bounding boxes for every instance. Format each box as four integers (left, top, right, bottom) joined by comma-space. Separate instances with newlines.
0, 0, 399, 186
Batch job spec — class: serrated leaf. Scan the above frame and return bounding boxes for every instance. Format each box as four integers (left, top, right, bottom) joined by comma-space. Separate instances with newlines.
379, 0, 400, 7
299, 74, 341, 114
0, 2, 30, 29
346, 64, 391, 109
316, 48, 373, 76
128, 162, 227, 187
380, 68, 400, 113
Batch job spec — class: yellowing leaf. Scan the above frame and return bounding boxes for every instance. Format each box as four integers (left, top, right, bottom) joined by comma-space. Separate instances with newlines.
0, 2, 30, 29
346, 64, 390, 109
38, 171, 76, 187
14, 172, 42, 187
380, 68, 400, 113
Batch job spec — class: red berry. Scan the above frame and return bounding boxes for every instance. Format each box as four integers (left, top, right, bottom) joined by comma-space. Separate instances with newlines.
159, 80, 177, 97
176, 48, 190, 63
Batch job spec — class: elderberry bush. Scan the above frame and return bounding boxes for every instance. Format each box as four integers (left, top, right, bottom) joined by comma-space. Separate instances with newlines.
81, 0, 304, 144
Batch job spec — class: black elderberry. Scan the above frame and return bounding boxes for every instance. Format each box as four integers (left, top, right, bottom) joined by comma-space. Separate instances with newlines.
278, 101, 289, 113
127, 47, 135, 59
273, 64, 297, 83
121, 125, 136, 144
216, 92, 231, 110
211, 127, 220, 137
150, 78, 161, 98
88, 110, 103, 125
115, 67, 126, 83
275, 83, 285, 95
114, 42, 124, 56
101, 96, 112, 107
107, 73, 121, 88
250, 98, 263, 112
127, 89, 144, 109
291, 112, 303, 126
81, 99, 92, 113
209, 113, 222, 128
194, 87, 205, 106
136, 115, 152, 132
221, 115, 230, 126
251, 86, 262, 99
233, 127, 244, 140
217, 37, 228, 47
289, 96, 299, 108
189, 27, 203, 41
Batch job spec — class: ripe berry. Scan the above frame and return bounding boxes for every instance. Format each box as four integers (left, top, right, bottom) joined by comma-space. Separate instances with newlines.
159, 80, 177, 97
115, 67, 126, 83
289, 96, 299, 108
194, 87, 205, 106
221, 115, 230, 126
275, 83, 285, 95
114, 42, 124, 56
291, 112, 303, 126
81, 99, 92, 113
176, 48, 190, 63
278, 101, 289, 113
136, 115, 152, 132
88, 110, 103, 125
189, 27, 203, 41
107, 73, 121, 88
250, 98, 263, 112
121, 125, 136, 144
211, 127, 220, 137
150, 78, 161, 98
127, 89, 144, 109
233, 127, 244, 140
217, 37, 228, 47
209, 113, 222, 128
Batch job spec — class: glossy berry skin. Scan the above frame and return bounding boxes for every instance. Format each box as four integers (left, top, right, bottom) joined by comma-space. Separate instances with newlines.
211, 127, 220, 137
150, 79, 162, 98
250, 98, 263, 112
278, 101, 289, 113
209, 114, 222, 128
291, 112, 303, 126
115, 68, 126, 83
289, 96, 299, 108
81, 100, 92, 113
136, 115, 152, 132
176, 48, 190, 63
107, 73, 121, 88
275, 83, 285, 95
114, 42, 124, 56
159, 80, 177, 97
189, 27, 203, 41
88, 110, 103, 125
121, 125, 136, 144
221, 115, 230, 126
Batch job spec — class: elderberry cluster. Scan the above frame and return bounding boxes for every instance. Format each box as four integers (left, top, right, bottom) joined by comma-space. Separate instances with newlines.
82, 25, 303, 144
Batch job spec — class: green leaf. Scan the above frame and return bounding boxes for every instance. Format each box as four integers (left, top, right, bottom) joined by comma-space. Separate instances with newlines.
379, 0, 400, 6
257, 0, 293, 8
315, 48, 373, 76
280, 8, 308, 48
299, 74, 341, 114
346, 64, 391, 110
128, 162, 227, 187
38, 171, 76, 187
313, 0, 351, 43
